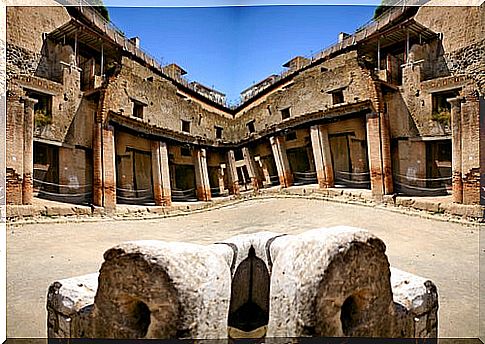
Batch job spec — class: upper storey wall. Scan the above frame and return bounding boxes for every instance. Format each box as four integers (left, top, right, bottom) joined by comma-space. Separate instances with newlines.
414, 3, 484, 53
232, 50, 376, 142
104, 57, 234, 142
7, 4, 70, 53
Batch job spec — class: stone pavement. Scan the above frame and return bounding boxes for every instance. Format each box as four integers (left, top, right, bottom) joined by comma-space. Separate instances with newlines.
6, 198, 482, 338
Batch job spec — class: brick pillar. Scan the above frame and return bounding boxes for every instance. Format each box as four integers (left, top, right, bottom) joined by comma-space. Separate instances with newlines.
227, 150, 240, 195
218, 165, 226, 195
242, 147, 260, 190
480, 95, 485, 206
255, 157, 272, 186
102, 124, 117, 209
270, 136, 293, 188
92, 122, 103, 206
21, 97, 37, 205
194, 148, 211, 201
381, 111, 393, 194
151, 141, 172, 206
159, 142, 172, 206
151, 141, 163, 206
366, 112, 385, 198
310, 124, 334, 188
448, 97, 463, 203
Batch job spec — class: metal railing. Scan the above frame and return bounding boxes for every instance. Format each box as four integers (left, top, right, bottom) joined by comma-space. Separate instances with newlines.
34, 178, 92, 205
63, 0, 229, 107
334, 171, 371, 189
235, 0, 425, 106
63, 0, 425, 108
116, 186, 154, 205
393, 173, 451, 196
171, 188, 198, 202
210, 186, 229, 197
293, 171, 318, 186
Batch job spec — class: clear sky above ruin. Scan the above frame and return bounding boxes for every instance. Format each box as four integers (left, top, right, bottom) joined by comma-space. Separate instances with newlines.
108, 5, 377, 103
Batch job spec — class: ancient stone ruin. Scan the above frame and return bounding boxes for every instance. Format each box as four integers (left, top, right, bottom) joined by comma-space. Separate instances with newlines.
47, 227, 438, 339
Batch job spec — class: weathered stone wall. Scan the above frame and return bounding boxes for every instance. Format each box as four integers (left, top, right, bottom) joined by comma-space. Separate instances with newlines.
103, 57, 234, 142
445, 39, 485, 95
6, 5, 70, 53
232, 51, 376, 141
414, 4, 484, 53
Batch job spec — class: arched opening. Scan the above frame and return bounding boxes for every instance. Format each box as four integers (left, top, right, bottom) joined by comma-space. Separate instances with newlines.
340, 291, 368, 336
118, 297, 151, 338
228, 246, 270, 338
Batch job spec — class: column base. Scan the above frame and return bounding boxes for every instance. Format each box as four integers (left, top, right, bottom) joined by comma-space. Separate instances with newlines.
196, 187, 212, 202
22, 174, 33, 205
251, 177, 261, 191
229, 182, 240, 195
452, 174, 463, 204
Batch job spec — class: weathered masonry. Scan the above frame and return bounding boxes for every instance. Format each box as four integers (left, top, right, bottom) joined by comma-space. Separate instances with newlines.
46, 227, 439, 339
6, 1, 485, 208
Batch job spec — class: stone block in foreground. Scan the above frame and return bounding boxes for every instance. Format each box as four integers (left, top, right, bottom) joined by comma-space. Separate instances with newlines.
47, 227, 438, 339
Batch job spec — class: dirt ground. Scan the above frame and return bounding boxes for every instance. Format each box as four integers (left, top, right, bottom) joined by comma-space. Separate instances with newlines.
6, 198, 482, 338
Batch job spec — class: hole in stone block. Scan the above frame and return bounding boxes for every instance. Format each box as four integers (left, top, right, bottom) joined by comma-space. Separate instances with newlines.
228, 246, 270, 337
119, 297, 151, 338
340, 292, 367, 336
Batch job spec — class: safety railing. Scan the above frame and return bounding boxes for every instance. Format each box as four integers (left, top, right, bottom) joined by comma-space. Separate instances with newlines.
334, 171, 371, 189
64, 0, 423, 108
393, 173, 451, 197
116, 186, 154, 205
269, 175, 280, 187
210, 186, 229, 198
235, 0, 422, 106
171, 188, 198, 202
34, 178, 92, 205
293, 171, 318, 186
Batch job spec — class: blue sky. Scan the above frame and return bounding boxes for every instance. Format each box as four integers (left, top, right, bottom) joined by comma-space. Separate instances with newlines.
108, 5, 377, 103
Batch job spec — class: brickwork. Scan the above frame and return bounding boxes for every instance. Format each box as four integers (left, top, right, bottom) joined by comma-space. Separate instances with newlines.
227, 150, 240, 195
242, 147, 260, 190
194, 148, 212, 201
310, 124, 334, 188
21, 97, 35, 205
102, 125, 116, 210
270, 136, 293, 188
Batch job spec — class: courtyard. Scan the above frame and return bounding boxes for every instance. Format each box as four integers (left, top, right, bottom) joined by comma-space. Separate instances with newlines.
6, 197, 482, 338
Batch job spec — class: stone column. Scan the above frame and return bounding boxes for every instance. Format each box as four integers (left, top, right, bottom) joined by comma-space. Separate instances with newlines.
310, 125, 334, 188
102, 124, 117, 209
159, 142, 172, 206
218, 165, 226, 195
151, 141, 172, 206
366, 112, 385, 198
448, 97, 463, 203
21, 97, 37, 205
242, 147, 260, 191
92, 122, 103, 207
381, 111, 394, 194
194, 148, 211, 201
270, 136, 293, 188
255, 157, 272, 186
227, 150, 240, 195
151, 141, 163, 206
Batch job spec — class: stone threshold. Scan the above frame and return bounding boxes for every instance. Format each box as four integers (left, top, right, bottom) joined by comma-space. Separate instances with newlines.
4, 185, 484, 225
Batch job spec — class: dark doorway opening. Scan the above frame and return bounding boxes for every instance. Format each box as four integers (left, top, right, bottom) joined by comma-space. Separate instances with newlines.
228, 246, 270, 337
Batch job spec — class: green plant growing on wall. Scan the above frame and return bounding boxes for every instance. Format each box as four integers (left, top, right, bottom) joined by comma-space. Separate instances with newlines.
373, 0, 397, 19
34, 109, 52, 128
88, 0, 110, 21
431, 107, 451, 126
